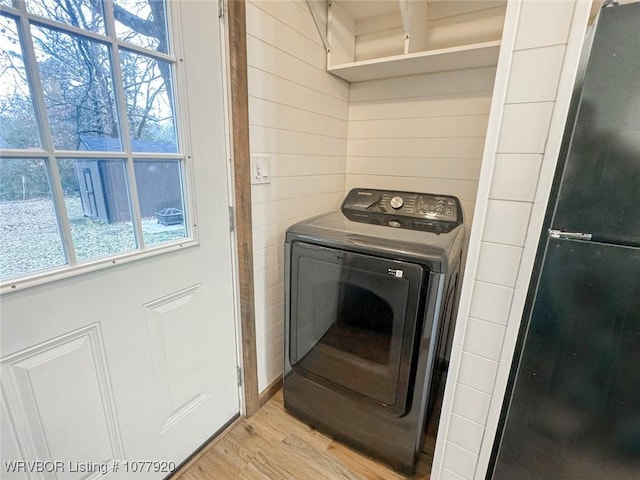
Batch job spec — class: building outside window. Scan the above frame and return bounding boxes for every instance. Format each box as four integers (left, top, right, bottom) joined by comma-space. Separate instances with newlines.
0, 0, 189, 281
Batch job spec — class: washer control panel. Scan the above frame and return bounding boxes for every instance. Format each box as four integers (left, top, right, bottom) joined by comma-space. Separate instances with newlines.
341, 188, 463, 233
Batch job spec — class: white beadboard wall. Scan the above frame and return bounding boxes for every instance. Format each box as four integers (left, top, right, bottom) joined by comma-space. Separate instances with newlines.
245, 0, 349, 392
345, 66, 497, 235
431, 1, 592, 479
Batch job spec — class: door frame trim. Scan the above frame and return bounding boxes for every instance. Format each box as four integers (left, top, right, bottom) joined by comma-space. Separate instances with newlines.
227, 0, 259, 417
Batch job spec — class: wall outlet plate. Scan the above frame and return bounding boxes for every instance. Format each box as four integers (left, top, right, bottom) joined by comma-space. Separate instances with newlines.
250, 154, 271, 184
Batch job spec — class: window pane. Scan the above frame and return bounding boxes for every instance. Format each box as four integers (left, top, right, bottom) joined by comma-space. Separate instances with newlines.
121, 49, 177, 152
25, 0, 105, 34
134, 159, 186, 246
0, 158, 66, 279
31, 25, 122, 151
58, 158, 137, 261
113, 0, 169, 54
0, 14, 41, 149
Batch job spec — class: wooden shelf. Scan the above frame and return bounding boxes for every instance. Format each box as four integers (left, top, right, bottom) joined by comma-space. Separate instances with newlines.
328, 40, 501, 83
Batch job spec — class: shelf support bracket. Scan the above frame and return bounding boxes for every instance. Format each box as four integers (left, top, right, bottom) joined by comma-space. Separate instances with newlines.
306, 0, 330, 53
399, 0, 412, 40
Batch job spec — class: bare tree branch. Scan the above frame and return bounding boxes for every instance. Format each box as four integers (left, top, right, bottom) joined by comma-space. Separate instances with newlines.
112, 3, 157, 37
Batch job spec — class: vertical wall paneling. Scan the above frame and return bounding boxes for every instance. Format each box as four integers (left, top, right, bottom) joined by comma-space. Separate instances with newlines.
430, 1, 593, 479
246, 0, 349, 392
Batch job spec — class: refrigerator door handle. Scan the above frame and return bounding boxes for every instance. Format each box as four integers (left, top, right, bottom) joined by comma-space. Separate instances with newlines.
549, 229, 593, 241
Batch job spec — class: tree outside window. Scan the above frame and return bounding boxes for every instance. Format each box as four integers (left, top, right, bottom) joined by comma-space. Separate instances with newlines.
0, 0, 188, 280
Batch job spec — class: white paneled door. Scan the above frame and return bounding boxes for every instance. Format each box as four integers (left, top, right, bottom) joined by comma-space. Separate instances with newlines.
0, 2, 239, 479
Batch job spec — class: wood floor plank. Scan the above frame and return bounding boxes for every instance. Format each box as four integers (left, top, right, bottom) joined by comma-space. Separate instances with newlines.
257, 401, 332, 450
178, 451, 243, 480
174, 389, 433, 480
213, 432, 256, 470
226, 424, 305, 479
325, 441, 408, 480
280, 434, 363, 480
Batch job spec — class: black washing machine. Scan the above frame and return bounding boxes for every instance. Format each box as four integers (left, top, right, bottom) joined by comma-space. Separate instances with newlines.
283, 188, 465, 474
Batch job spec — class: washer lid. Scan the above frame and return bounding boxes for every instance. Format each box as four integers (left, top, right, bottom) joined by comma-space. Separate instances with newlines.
286, 211, 464, 273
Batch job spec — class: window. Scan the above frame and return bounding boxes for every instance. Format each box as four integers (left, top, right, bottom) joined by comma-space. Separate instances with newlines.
0, 0, 188, 281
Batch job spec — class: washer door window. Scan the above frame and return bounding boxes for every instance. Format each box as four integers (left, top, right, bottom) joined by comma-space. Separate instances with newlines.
290, 242, 425, 416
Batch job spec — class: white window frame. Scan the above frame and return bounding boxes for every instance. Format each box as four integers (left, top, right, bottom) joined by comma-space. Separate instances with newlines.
0, 0, 200, 294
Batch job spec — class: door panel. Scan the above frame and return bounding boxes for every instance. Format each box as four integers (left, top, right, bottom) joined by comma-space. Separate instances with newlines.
144, 285, 215, 432
82, 167, 99, 218
493, 239, 640, 479
552, 3, 640, 242
0, 2, 238, 478
2, 325, 122, 477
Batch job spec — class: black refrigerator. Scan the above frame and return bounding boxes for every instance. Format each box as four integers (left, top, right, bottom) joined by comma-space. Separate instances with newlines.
490, 2, 640, 479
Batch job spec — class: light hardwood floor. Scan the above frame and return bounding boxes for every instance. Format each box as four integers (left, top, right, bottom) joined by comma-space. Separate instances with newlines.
174, 390, 435, 480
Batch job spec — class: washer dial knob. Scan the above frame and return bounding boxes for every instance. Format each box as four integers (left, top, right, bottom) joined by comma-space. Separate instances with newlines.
390, 196, 404, 209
